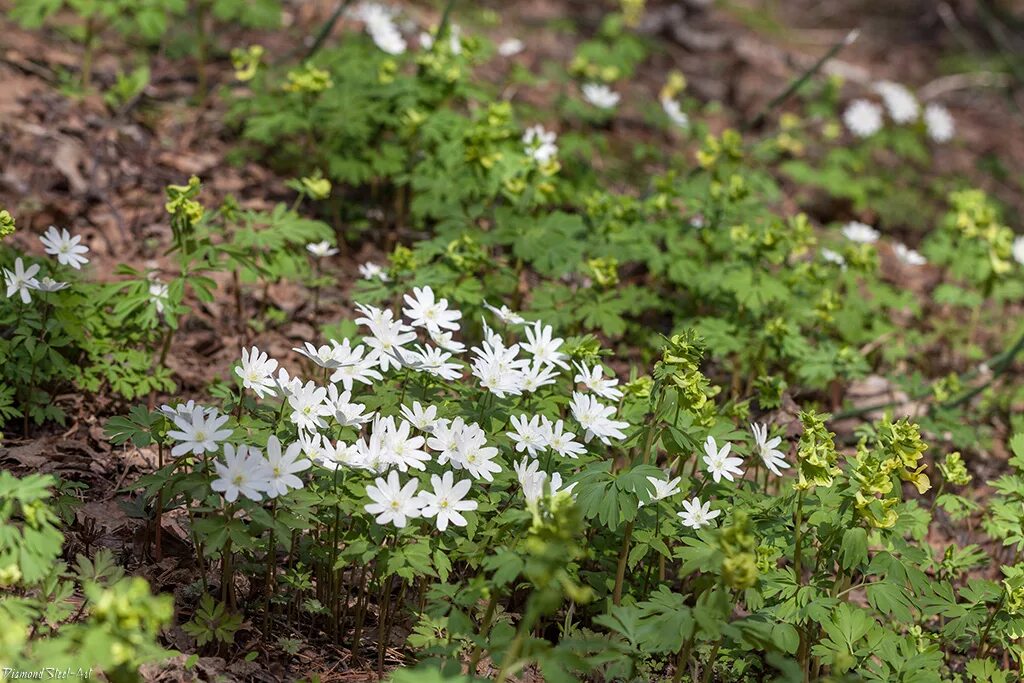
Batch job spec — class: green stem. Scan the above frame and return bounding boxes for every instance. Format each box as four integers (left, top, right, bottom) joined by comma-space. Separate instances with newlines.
612, 519, 635, 606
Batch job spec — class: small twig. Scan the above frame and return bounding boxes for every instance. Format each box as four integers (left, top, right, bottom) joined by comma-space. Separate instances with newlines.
919, 71, 1011, 101
305, 0, 355, 61
745, 29, 860, 131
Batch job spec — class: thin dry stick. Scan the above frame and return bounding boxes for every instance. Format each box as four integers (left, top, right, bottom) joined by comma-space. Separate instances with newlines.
745, 29, 860, 131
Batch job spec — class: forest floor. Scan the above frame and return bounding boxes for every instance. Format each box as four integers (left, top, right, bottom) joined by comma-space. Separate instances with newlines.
2, 0, 1024, 679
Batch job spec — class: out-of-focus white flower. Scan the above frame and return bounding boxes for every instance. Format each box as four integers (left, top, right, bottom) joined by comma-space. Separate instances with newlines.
497, 38, 524, 57
873, 81, 919, 123
843, 99, 883, 138
924, 103, 955, 143
893, 242, 926, 266
1013, 236, 1024, 266
359, 261, 390, 281
582, 82, 620, 110
306, 241, 339, 258
661, 97, 688, 128
841, 221, 880, 244
522, 124, 558, 164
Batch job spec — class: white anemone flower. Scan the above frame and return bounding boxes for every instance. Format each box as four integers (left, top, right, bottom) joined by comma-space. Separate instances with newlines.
417, 471, 477, 532
703, 436, 744, 483
167, 407, 233, 457
3, 258, 40, 304
677, 497, 721, 529
40, 226, 89, 269
211, 443, 271, 503
364, 470, 423, 528
750, 423, 789, 476
263, 436, 311, 498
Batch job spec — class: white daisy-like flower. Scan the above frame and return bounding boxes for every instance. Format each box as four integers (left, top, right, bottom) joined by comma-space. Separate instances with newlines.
235, 346, 279, 399
3, 258, 40, 304
167, 407, 233, 457
641, 475, 682, 506
572, 362, 622, 401
400, 402, 440, 432
380, 417, 431, 472
149, 279, 169, 314
417, 471, 477, 532
29, 276, 69, 292
569, 392, 629, 445
263, 435, 311, 498
661, 97, 689, 128
483, 300, 525, 325
364, 470, 423, 528
582, 82, 620, 110
39, 226, 89, 269
358, 261, 390, 281
924, 103, 954, 143
327, 385, 374, 427
211, 444, 271, 503
507, 414, 547, 457
520, 362, 559, 393
306, 241, 339, 258
294, 341, 347, 369
677, 497, 721, 530
540, 418, 586, 459
497, 37, 524, 57
841, 221, 880, 244
892, 242, 926, 266
288, 381, 331, 433
873, 81, 919, 123
843, 99, 883, 138
523, 320, 569, 370
402, 285, 462, 334
750, 423, 789, 476
703, 436, 744, 483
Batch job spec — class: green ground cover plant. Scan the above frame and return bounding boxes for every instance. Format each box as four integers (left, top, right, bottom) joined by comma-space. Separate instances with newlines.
6, 0, 1024, 681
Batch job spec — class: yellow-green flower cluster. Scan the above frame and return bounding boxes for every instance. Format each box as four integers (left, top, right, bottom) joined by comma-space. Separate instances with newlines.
1003, 564, 1024, 615
0, 209, 14, 238
586, 257, 620, 288
794, 410, 841, 491
300, 173, 332, 200
464, 102, 515, 170
283, 63, 333, 94
697, 129, 743, 170
938, 451, 971, 487
165, 176, 204, 248
654, 331, 718, 425
230, 45, 263, 82
445, 234, 490, 273
720, 511, 759, 590
849, 418, 930, 528
948, 189, 1014, 276
87, 577, 174, 665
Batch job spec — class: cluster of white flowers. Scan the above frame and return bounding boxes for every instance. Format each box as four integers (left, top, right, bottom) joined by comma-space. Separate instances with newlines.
671, 424, 789, 530
582, 83, 620, 110
352, 3, 406, 55
3, 226, 90, 304
844, 81, 954, 143
522, 125, 558, 164
164, 286, 635, 534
